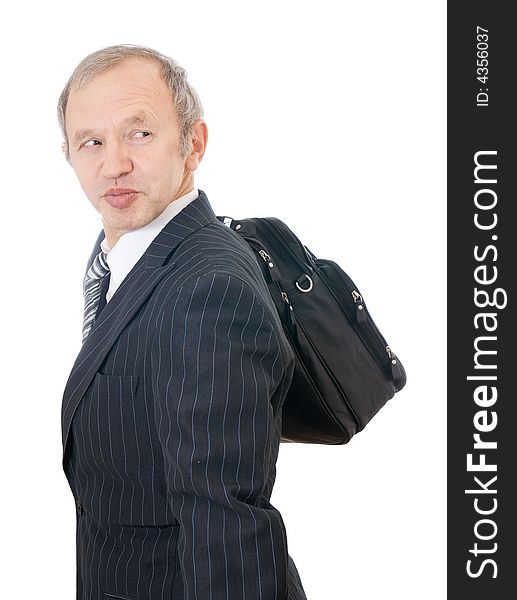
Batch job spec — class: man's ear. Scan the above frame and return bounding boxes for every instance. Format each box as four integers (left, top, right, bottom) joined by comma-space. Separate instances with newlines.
61, 141, 72, 165
185, 119, 208, 172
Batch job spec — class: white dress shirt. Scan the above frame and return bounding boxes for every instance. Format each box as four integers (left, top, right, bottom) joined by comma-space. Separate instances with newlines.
100, 188, 199, 303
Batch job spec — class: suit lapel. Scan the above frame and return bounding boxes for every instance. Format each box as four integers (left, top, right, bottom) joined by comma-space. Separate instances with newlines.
61, 189, 218, 460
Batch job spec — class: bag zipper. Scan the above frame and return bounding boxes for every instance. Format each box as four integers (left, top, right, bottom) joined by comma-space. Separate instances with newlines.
258, 219, 315, 276
315, 259, 400, 382
352, 293, 403, 382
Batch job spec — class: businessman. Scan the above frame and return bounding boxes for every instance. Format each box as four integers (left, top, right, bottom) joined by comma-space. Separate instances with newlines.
59, 44, 307, 600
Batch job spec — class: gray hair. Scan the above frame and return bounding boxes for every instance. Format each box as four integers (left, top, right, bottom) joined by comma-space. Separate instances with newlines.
57, 44, 204, 161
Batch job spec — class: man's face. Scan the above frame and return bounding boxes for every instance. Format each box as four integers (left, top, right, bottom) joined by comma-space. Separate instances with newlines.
65, 57, 205, 247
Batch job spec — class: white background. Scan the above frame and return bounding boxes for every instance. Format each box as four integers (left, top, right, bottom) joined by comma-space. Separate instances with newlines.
1, 1, 446, 598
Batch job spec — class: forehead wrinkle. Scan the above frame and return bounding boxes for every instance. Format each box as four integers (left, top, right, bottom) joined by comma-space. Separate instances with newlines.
71, 108, 157, 144
66, 67, 174, 144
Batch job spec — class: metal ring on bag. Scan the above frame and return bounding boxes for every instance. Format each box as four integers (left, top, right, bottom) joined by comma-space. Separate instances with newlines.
295, 274, 313, 293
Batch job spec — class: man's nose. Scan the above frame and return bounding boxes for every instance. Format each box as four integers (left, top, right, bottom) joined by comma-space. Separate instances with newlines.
101, 141, 133, 179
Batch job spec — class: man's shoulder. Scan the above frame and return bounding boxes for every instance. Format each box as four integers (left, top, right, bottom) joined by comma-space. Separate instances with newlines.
157, 219, 284, 328
155, 219, 294, 363
172, 219, 266, 291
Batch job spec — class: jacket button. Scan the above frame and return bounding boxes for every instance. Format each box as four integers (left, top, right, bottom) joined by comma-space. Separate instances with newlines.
76, 501, 84, 516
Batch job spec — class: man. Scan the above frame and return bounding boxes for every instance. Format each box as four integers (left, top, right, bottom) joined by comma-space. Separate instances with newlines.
58, 45, 307, 600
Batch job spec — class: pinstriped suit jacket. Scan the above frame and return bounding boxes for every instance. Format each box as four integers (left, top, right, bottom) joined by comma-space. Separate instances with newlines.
61, 190, 307, 600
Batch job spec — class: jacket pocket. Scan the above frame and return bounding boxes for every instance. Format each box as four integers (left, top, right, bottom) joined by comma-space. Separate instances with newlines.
93, 373, 140, 400
104, 593, 135, 600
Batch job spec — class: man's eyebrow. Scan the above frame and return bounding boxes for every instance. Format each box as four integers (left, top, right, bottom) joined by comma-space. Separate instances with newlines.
72, 113, 152, 145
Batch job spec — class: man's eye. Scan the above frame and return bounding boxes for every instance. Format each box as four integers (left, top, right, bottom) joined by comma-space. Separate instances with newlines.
82, 139, 101, 148
133, 131, 152, 139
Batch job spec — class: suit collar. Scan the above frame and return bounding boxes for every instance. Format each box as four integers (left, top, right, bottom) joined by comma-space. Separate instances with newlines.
144, 189, 216, 267
87, 189, 216, 269
61, 189, 218, 461
99, 188, 199, 297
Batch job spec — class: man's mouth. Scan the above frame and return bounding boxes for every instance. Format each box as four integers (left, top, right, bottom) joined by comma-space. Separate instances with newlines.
103, 188, 140, 209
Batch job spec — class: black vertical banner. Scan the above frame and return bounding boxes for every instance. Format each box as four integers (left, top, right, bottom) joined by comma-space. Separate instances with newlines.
449, 2, 516, 598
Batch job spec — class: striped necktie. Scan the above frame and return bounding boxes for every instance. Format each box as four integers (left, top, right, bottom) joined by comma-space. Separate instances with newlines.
82, 250, 110, 342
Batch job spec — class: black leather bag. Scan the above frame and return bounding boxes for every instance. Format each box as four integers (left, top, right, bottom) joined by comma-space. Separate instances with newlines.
217, 215, 407, 445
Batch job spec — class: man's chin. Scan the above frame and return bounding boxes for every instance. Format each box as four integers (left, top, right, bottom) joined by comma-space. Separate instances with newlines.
100, 213, 154, 244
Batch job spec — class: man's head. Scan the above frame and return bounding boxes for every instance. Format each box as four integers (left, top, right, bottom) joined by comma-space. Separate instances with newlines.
58, 44, 208, 247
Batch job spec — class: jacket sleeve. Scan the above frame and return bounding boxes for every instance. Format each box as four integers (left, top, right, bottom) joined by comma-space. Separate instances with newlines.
151, 271, 293, 600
